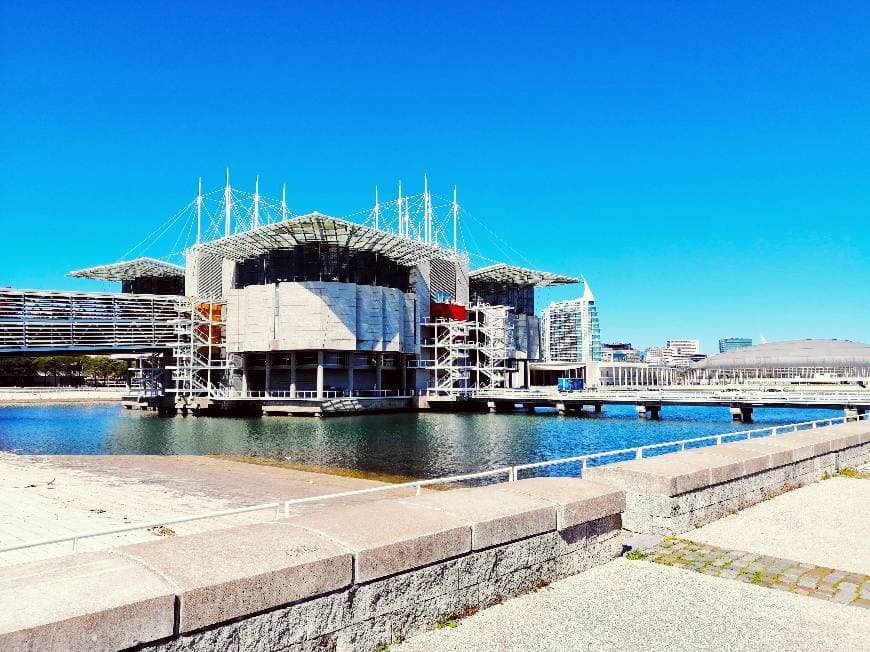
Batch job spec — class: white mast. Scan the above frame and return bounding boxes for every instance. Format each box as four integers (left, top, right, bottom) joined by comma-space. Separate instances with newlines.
253, 175, 260, 230
397, 181, 403, 237
424, 174, 432, 243
452, 185, 458, 254
373, 185, 380, 230
196, 177, 202, 246
405, 194, 411, 239
281, 183, 287, 221
224, 168, 232, 237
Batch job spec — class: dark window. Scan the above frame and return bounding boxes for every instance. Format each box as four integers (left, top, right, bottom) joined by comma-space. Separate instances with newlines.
234, 244, 411, 291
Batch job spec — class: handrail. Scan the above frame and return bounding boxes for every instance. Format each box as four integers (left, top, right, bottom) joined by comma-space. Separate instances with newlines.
1, 412, 866, 556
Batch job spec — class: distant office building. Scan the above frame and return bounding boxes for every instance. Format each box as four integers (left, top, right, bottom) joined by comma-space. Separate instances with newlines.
719, 337, 753, 353
642, 340, 701, 368
601, 342, 641, 363
664, 339, 701, 368
643, 346, 665, 365
541, 280, 601, 363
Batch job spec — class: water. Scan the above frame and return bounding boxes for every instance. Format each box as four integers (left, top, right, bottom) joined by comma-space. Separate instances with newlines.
0, 404, 842, 479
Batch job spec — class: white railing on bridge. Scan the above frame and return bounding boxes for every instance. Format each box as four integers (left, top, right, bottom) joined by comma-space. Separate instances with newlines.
2, 412, 866, 557
212, 389, 413, 400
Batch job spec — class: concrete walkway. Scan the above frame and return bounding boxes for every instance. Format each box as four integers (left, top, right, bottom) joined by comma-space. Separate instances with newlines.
397, 558, 870, 652
400, 469, 870, 651
686, 475, 870, 574
0, 454, 397, 567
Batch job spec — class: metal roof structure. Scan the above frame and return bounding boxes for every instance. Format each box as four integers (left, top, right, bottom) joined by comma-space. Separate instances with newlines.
468, 264, 578, 288
69, 257, 185, 281
691, 339, 870, 370
195, 212, 449, 267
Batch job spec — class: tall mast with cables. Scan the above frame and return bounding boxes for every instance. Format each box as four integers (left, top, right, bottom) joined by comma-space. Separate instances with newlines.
373, 186, 380, 230
424, 174, 432, 243
452, 185, 458, 254
253, 176, 260, 230
281, 183, 287, 221
397, 181, 403, 238
196, 177, 202, 246
224, 168, 232, 237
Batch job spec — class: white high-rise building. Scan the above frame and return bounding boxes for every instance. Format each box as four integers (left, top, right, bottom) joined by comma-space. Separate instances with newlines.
540, 280, 601, 363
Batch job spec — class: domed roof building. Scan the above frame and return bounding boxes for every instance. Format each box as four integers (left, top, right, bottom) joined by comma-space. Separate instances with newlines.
687, 339, 870, 384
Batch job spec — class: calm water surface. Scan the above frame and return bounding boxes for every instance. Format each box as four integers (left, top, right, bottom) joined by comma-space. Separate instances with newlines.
0, 404, 841, 478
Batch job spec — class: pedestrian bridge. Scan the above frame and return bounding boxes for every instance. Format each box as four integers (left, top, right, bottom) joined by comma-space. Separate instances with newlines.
0, 288, 181, 355
433, 387, 870, 421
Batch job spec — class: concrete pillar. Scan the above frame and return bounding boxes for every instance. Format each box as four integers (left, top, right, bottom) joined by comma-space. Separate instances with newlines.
487, 400, 497, 413
400, 355, 407, 395
264, 353, 272, 398
594, 403, 602, 413
347, 360, 354, 397
289, 352, 297, 398
240, 355, 248, 395
730, 405, 753, 423
844, 406, 865, 421
375, 353, 383, 390
636, 404, 661, 419
316, 350, 324, 400
556, 401, 566, 416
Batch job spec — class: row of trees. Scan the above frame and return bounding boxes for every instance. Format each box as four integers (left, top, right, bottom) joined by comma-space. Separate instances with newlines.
0, 355, 130, 387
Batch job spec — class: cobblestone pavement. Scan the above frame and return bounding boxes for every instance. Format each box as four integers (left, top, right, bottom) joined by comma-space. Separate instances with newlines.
646, 537, 870, 608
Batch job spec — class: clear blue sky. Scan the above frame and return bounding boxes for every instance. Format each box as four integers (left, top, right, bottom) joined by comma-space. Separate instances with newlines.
1, 2, 868, 352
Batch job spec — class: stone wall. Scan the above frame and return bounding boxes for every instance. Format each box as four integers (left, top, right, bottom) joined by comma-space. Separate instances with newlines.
585, 421, 870, 536
0, 478, 624, 652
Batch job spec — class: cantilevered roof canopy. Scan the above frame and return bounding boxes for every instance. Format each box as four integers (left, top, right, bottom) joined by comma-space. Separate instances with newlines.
469, 263, 578, 288
69, 257, 185, 281
195, 212, 448, 267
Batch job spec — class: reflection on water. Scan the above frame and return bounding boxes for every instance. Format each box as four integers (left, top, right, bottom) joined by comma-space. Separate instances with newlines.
0, 404, 841, 478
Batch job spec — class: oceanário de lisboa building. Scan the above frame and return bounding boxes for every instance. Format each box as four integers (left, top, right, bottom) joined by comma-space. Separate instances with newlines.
0, 175, 579, 415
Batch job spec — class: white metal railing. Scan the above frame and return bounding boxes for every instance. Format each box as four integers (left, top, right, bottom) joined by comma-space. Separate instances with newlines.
469, 387, 870, 404
218, 389, 413, 400
1, 412, 866, 556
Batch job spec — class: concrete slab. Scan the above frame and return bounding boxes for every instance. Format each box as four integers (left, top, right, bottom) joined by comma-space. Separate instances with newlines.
585, 457, 710, 496
396, 558, 870, 652
0, 454, 395, 568
120, 521, 352, 633
0, 551, 174, 652
289, 500, 471, 582
397, 485, 556, 550
669, 449, 746, 484
492, 478, 624, 529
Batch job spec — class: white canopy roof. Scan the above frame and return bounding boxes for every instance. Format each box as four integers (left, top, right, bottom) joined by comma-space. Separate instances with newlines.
69, 257, 185, 281
469, 263, 578, 288
195, 212, 448, 267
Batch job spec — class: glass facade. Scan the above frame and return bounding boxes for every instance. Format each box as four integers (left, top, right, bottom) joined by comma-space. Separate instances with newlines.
234, 244, 411, 291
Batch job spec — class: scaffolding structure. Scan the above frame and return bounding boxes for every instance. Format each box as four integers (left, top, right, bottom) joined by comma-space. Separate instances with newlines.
418, 319, 471, 395
167, 298, 233, 407
468, 304, 517, 390
128, 353, 167, 398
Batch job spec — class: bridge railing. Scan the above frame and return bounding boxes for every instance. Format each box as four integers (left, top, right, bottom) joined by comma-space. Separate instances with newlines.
469, 387, 870, 403
1, 412, 867, 558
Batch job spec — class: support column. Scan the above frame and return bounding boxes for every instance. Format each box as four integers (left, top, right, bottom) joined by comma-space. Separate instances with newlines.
730, 405, 753, 423
556, 401, 567, 416
316, 351, 324, 400
289, 352, 297, 398
347, 356, 355, 397
400, 355, 408, 395
636, 404, 661, 419
844, 406, 865, 421
240, 355, 248, 395
375, 353, 383, 390
264, 353, 272, 398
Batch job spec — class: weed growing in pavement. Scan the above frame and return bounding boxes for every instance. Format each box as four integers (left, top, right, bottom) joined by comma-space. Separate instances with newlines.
625, 550, 647, 560
436, 611, 459, 629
